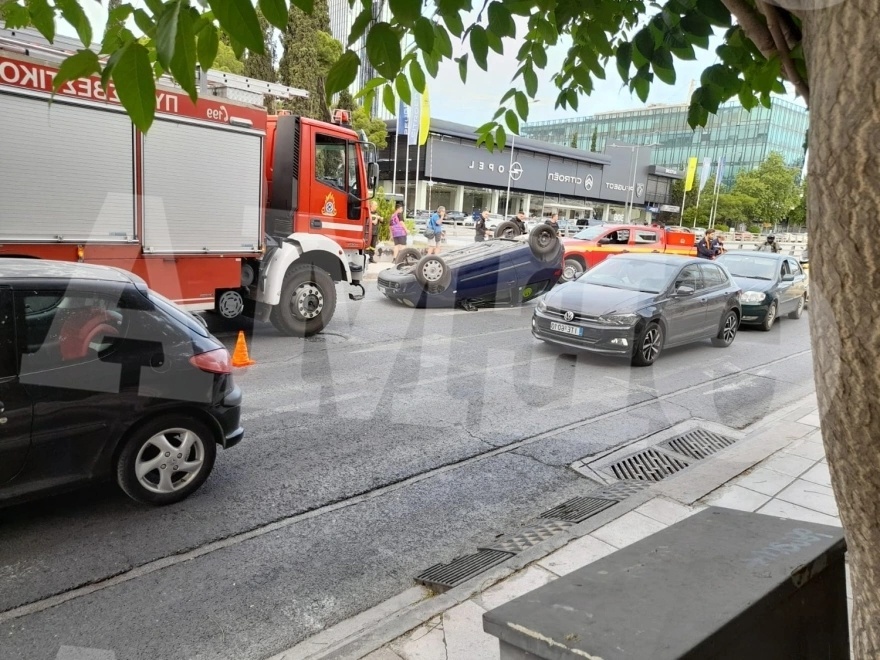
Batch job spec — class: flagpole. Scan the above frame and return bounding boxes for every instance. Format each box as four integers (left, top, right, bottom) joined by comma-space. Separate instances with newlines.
504, 134, 516, 216
392, 115, 400, 198
679, 188, 687, 226
709, 162, 722, 229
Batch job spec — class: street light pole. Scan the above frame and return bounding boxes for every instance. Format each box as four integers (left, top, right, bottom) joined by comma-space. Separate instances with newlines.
504, 134, 516, 217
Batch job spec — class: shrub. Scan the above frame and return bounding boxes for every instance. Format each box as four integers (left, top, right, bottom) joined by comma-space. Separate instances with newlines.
748, 224, 762, 234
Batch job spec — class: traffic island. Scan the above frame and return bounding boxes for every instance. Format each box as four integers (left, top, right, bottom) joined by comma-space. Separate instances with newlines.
483, 507, 847, 660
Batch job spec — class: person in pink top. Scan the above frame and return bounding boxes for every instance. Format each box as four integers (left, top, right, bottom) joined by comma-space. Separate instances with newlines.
389, 202, 408, 260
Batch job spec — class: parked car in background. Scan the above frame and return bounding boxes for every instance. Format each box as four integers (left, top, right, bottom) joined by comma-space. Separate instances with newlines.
445, 211, 468, 225
484, 214, 506, 231
715, 251, 808, 330
533, 254, 742, 366
377, 226, 563, 309
0, 259, 244, 507
561, 224, 697, 281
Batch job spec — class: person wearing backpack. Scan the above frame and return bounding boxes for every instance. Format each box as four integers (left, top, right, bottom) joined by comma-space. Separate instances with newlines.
426, 206, 445, 255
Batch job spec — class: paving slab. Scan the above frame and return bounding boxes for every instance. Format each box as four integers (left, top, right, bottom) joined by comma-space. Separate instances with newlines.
761, 452, 816, 478
786, 438, 827, 461
476, 567, 557, 612
536, 535, 617, 577
442, 601, 499, 660
756, 499, 841, 527
590, 511, 667, 549
389, 618, 446, 660
776, 479, 839, 517
732, 467, 796, 497
634, 497, 700, 526
702, 484, 771, 511
801, 462, 833, 488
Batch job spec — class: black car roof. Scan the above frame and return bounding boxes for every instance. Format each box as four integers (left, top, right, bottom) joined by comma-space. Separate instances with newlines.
0, 258, 138, 284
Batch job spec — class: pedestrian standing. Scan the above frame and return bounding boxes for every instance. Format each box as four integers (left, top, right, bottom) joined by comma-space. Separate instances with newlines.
427, 205, 445, 255
474, 210, 491, 242
367, 200, 380, 263
545, 212, 560, 236
389, 202, 408, 260
510, 210, 527, 235
697, 229, 723, 260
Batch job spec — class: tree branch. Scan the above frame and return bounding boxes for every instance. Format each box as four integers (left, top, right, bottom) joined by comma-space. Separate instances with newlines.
720, 0, 777, 58
758, 1, 811, 104
776, 9, 802, 51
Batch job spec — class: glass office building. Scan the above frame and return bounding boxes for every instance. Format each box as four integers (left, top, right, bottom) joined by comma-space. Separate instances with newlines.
522, 98, 808, 188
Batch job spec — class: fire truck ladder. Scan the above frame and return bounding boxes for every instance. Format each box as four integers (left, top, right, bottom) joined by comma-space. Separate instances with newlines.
0, 27, 308, 102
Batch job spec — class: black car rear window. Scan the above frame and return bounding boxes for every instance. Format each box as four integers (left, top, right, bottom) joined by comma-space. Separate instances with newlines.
146, 291, 210, 338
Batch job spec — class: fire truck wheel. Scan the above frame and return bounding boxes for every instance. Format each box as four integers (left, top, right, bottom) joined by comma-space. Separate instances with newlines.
271, 265, 337, 337
116, 414, 217, 505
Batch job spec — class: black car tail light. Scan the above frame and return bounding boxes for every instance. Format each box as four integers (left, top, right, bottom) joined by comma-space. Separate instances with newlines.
553, 268, 562, 279
190, 348, 232, 374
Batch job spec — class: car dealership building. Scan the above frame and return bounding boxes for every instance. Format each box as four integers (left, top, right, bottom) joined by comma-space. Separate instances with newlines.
378, 118, 685, 223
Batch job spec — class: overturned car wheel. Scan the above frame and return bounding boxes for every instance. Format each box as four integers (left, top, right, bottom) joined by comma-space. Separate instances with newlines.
394, 247, 423, 266
528, 224, 561, 262
494, 221, 522, 239
414, 255, 452, 293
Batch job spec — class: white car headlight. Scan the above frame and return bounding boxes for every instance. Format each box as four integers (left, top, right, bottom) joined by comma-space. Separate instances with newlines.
597, 313, 639, 326
741, 291, 767, 304
536, 297, 548, 312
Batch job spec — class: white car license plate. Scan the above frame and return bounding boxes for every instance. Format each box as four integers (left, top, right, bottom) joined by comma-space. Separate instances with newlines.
550, 321, 583, 336
378, 285, 388, 294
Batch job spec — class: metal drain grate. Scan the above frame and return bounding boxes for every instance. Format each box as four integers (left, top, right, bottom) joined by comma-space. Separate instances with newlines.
608, 448, 690, 482
659, 429, 738, 460
590, 480, 653, 500
481, 520, 574, 554
540, 496, 618, 524
415, 549, 513, 591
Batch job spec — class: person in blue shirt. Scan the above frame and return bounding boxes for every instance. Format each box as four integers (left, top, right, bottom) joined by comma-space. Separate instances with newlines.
427, 206, 445, 255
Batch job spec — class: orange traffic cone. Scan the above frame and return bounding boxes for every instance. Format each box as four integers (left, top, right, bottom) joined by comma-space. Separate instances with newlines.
232, 331, 256, 367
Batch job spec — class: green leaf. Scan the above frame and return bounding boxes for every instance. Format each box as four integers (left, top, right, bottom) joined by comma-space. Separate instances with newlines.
26, 0, 55, 42
690, 33, 710, 50
52, 49, 99, 93
389, 0, 420, 26
633, 28, 654, 63
55, 0, 91, 47
515, 91, 528, 121
738, 86, 758, 111
474, 121, 496, 135
469, 25, 489, 70
169, 6, 197, 103
108, 3, 134, 26
692, 83, 722, 113
382, 84, 396, 116
101, 46, 124, 93
206, 0, 263, 54
409, 58, 427, 93
353, 76, 385, 99
258, 0, 288, 31
456, 54, 467, 84
701, 63, 740, 93
143, 0, 163, 15
441, 10, 464, 37
394, 72, 411, 105
487, 1, 515, 38
523, 64, 538, 97
671, 43, 696, 61
751, 56, 781, 92
696, 0, 731, 26
132, 9, 155, 37
651, 48, 675, 84
291, 0, 313, 13
532, 44, 548, 69
680, 12, 712, 37
155, 1, 181, 70
112, 42, 156, 133
433, 23, 453, 58
492, 105, 505, 120
484, 130, 495, 152
616, 42, 632, 81
486, 29, 504, 55
413, 16, 435, 52
632, 72, 650, 102
495, 126, 506, 151
348, 8, 372, 46
423, 49, 439, 77
326, 50, 360, 96
688, 96, 709, 128
505, 109, 520, 134
566, 88, 578, 111
196, 23, 219, 71
2, 1, 30, 28
366, 22, 402, 79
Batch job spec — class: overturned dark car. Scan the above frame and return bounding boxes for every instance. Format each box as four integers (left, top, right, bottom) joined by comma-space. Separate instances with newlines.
377, 225, 563, 309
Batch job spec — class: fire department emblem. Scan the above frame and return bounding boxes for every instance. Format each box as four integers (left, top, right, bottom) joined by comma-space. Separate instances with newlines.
322, 193, 337, 217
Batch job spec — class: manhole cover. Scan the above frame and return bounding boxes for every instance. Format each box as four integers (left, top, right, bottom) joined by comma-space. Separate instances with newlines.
480, 520, 574, 554
607, 448, 690, 482
415, 549, 513, 592
590, 481, 653, 500
659, 429, 738, 460
540, 497, 618, 524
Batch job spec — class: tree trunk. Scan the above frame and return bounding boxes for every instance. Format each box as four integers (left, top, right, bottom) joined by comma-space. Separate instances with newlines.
802, 1, 880, 655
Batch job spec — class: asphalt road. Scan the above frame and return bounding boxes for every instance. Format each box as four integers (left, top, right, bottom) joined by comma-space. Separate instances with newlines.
0, 285, 816, 660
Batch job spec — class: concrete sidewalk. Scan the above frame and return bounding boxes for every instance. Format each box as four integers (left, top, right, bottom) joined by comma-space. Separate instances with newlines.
274, 393, 844, 660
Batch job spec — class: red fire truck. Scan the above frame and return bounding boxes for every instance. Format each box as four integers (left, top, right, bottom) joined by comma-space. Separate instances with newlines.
0, 28, 378, 336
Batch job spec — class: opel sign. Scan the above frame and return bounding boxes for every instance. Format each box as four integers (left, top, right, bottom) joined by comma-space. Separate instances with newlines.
509, 162, 523, 181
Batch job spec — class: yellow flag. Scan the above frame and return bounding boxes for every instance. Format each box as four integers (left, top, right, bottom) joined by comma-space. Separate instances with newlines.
418, 87, 430, 146
684, 157, 698, 192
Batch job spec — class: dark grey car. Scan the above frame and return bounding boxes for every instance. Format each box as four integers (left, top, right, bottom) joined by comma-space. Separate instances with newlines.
532, 254, 742, 366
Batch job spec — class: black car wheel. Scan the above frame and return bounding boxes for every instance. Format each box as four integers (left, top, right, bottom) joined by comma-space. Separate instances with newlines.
632, 321, 664, 367
712, 310, 739, 347
414, 255, 452, 293
562, 259, 585, 282
760, 301, 778, 331
528, 225, 561, 262
117, 414, 218, 505
788, 295, 806, 319
270, 265, 337, 337
394, 247, 422, 266
494, 221, 522, 239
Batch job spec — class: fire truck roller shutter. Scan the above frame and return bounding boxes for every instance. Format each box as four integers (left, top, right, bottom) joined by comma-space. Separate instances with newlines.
141, 119, 263, 254
0, 93, 135, 242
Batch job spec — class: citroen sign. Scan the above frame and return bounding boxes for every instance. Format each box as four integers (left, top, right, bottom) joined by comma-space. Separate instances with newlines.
585, 174, 594, 191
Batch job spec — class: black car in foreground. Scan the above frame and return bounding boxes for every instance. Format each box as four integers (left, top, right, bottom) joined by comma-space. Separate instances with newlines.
0, 259, 243, 506
533, 254, 742, 366
715, 251, 808, 330
378, 225, 563, 309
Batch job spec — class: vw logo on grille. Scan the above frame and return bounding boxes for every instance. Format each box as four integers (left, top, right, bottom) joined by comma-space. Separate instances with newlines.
563, 311, 575, 322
